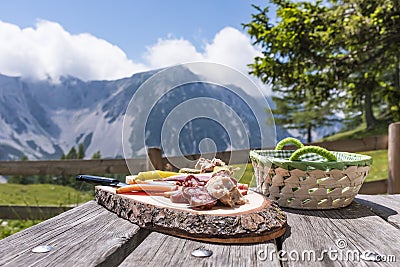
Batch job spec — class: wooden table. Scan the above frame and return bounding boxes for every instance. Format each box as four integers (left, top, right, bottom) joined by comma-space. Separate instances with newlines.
0, 194, 399, 266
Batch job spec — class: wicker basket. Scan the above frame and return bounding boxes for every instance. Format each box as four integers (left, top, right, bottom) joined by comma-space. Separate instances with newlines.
250, 138, 372, 209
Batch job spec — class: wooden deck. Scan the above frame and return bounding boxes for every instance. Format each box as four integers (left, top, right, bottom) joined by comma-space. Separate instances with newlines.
0, 194, 399, 266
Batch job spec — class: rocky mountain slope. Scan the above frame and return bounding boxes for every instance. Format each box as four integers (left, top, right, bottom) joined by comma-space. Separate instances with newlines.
0, 68, 287, 160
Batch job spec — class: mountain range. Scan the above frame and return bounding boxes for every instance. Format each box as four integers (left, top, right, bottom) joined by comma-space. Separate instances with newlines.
0, 67, 289, 161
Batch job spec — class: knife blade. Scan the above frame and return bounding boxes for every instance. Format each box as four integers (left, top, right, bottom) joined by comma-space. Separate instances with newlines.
76, 175, 128, 187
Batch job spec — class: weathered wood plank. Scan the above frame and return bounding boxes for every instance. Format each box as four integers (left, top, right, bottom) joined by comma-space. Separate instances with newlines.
119, 231, 279, 267
388, 123, 400, 193
356, 194, 400, 229
0, 201, 150, 267
280, 201, 400, 266
313, 135, 388, 153
0, 205, 73, 220
358, 180, 388, 195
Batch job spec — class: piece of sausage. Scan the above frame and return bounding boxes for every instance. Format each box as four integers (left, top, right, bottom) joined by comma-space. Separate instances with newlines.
182, 187, 217, 210
161, 174, 211, 186
170, 190, 189, 204
182, 175, 206, 188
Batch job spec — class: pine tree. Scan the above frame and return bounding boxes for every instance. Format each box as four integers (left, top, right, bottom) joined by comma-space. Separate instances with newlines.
244, 0, 400, 133
66, 147, 78, 159
273, 93, 339, 143
78, 143, 85, 159
91, 151, 101, 159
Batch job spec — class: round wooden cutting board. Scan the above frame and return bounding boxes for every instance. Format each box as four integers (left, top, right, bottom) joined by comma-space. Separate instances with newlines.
95, 186, 287, 244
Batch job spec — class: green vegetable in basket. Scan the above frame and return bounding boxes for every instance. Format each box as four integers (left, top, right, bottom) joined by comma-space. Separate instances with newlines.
289, 146, 337, 161
275, 137, 304, 150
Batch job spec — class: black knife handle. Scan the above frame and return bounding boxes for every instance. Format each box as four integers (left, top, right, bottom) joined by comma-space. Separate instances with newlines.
76, 175, 120, 185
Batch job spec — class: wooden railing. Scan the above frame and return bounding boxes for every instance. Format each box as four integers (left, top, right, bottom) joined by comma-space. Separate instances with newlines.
0, 205, 73, 220
0, 135, 389, 176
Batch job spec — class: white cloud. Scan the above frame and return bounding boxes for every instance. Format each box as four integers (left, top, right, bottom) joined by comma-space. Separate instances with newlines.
144, 38, 203, 67
144, 27, 261, 75
0, 21, 262, 83
0, 20, 147, 81
204, 27, 261, 74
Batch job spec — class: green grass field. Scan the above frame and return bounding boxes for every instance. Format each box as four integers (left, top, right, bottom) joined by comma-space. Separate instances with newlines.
0, 184, 94, 205
0, 184, 94, 239
359, 150, 388, 182
0, 219, 42, 239
320, 121, 389, 141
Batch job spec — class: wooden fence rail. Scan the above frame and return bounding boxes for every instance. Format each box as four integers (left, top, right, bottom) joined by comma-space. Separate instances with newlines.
0, 135, 388, 176
0, 158, 146, 176
0, 205, 73, 220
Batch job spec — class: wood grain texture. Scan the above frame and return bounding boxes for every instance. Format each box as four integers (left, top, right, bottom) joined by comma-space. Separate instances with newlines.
280, 201, 400, 266
95, 186, 287, 244
119, 231, 280, 267
356, 194, 400, 229
1, 195, 398, 267
389, 123, 400, 193
0, 201, 150, 267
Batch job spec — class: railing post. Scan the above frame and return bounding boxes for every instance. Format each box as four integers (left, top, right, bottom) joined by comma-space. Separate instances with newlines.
388, 122, 400, 194
147, 147, 163, 171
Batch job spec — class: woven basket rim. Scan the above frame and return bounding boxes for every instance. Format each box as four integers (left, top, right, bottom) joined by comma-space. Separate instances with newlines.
250, 149, 372, 171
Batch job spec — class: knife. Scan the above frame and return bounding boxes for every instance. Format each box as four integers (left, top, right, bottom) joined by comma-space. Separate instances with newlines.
76, 175, 128, 187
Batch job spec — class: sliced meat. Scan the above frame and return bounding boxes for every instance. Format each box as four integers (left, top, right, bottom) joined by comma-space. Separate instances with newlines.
237, 183, 249, 190
182, 187, 217, 210
211, 158, 226, 167
219, 187, 247, 207
195, 157, 226, 173
205, 175, 248, 207
211, 169, 237, 185
170, 190, 189, 204
211, 168, 232, 178
162, 173, 211, 186
182, 175, 206, 187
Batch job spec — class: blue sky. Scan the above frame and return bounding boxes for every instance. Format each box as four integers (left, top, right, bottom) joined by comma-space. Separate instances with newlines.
0, 0, 272, 81
0, 0, 267, 61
